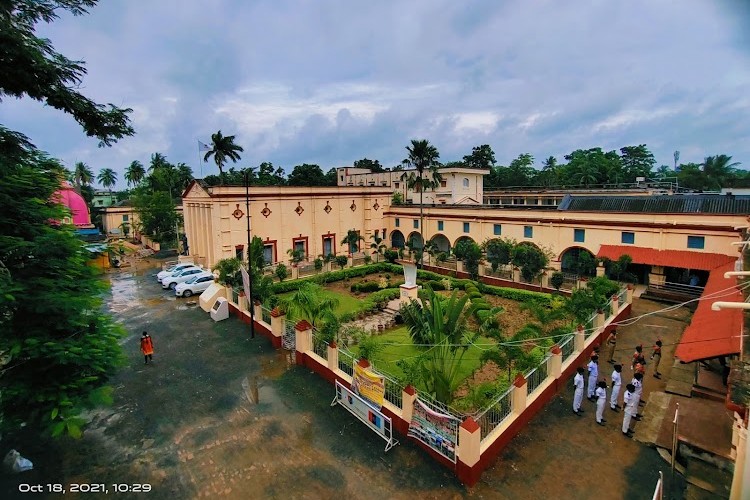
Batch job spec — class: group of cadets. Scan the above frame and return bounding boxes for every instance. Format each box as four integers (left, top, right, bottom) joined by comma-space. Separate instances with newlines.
572, 329, 662, 438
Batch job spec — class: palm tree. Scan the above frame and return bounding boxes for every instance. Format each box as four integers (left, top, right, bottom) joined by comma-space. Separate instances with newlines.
702, 155, 741, 190
125, 160, 145, 187
97, 168, 117, 202
204, 131, 244, 182
370, 233, 387, 263
341, 229, 364, 256
148, 152, 169, 173
73, 161, 94, 191
541, 156, 558, 186
280, 282, 339, 331
398, 287, 479, 403
654, 165, 671, 179
401, 139, 441, 267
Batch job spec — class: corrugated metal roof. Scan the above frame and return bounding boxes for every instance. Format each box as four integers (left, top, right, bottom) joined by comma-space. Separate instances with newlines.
597, 245, 736, 271
674, 261, 743, 362
558, 194, 750, 214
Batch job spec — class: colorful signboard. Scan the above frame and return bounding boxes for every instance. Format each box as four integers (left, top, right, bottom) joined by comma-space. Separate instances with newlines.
351, 363, 385, 409
332, 381, 398, 452
407, 397, 459, 463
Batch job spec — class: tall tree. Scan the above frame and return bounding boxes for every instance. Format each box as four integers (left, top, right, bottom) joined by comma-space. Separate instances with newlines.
132, 191, 181, 245
73, 161, 94, 190
256, 162, 286, 186
620, 145, 655, 182
124, 160, 145, 187
1, 0, 134, 437
401, 139, 441, 267
97, 167, 117, 192
280, 282, 339, 331
462, 144, 496, 170
203, 130, 244, 181
287, 163, 326, 186
0, 1, 134, 146
353, 158, 385, 173
702, 154, 741, 190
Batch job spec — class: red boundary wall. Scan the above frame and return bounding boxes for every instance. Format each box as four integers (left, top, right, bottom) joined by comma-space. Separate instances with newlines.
228, 294, 632, 486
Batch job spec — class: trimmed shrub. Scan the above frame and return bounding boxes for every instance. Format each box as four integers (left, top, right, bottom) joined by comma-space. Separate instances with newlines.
351, 280, 381, 293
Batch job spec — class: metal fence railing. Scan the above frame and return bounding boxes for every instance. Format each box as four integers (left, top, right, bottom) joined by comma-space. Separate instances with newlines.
381, 372, 403, 409
282, 321, 296, 350
526, 357, 549, 395
475, 387, 513, 444
338, 348, 355, 377
312, 330, 328, 361
261, 306, 272, 325
585, 312, 598, 339
560, 334, 575, 362
486, 267, 513, 280
618, 287, 628, 306
297, 263, 317, 278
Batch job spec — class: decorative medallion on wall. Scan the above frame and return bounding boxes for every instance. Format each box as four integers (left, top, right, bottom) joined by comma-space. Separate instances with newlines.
295, 202, 304, 216
372, 200, 380, 211
350, 200, 357, 212
324, 201, 332, 214
232, 204, 244, 220
261, 203, 272, 218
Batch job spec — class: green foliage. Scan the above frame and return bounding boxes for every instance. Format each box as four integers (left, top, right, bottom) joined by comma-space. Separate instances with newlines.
335, 255, 349, 270
398, 287, 478, 403
203, 130, 243, 180
391, 191, 404, 205
287, 248, 305, 264
384, 249, 399, 263
461, 241, 483, 280
350, 280, 382, 293
314, 258, 323, 272
357, 336, 384, 361
287, 163, 328, 186
511, 244, 549, 282
550, 271, 565, 291
131, 190, 182, 246
483, 238, 514, 272
212, 257, 241, 287
341, 229, 364, 254
354, 158, 385, 173
0, 141, 125, 437
462, 144, 496, 169
587, 276, 620, 299
280, 282, 339, 330
275, 263, 288, 282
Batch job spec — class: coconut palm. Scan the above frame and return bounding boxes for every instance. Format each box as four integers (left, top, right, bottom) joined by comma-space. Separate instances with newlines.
401, 139, 441, 267
125, 160, 145, 187
702, 155, 741, 190
148, 152, 169, 173
73, 161, 94, 190
97, 168, 117, 192
203, 131, 244, 182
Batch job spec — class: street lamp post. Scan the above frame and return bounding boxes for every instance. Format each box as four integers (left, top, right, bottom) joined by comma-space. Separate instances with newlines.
244, 169, 255, 339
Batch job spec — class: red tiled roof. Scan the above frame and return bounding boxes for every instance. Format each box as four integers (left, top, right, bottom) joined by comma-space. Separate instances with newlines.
674, 261, 744, 363
597, 245, 736, 271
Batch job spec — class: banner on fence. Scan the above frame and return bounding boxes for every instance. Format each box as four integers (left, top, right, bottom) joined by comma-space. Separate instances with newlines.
240, 265, 251, 305
332, 381, 398, 452
407, 397, 459, 463
352, 363, 385, 409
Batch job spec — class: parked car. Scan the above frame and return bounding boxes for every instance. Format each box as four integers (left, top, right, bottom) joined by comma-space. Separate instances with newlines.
157, 263, 198, 282
161, 267, 205, 289
174, 272, 216, 297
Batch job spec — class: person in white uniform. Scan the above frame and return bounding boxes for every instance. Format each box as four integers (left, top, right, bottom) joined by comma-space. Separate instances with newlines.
587, 355, 599, 400
610, 363, 622, 411
595, 381, 607, 426
573, 366, 585, 415
631, 372, 644, 419
622, 383, 637, 436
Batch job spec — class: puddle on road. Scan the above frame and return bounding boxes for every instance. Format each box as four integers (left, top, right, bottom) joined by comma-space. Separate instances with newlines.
261, 351, 294, 379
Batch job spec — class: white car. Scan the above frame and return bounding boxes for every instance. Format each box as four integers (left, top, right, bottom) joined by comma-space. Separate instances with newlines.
156, 263, 197, 282
174, 272, 216, 297
161, 267, 205, 290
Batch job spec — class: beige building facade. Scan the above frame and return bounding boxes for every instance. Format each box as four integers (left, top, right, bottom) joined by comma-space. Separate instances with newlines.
182, 181, 392, 268
337, 166, 489, 205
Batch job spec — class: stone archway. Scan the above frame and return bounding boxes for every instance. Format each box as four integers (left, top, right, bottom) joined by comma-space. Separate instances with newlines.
560, 246, 597, 276
391, 230, 405, 249
428, 233, 451, 253
407, 231, 424, 250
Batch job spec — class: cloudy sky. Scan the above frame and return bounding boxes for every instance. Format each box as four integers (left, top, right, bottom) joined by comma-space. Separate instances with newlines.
3, 0, 749, 188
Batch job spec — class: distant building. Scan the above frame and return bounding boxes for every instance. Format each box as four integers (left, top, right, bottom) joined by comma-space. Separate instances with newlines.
91, 190, 118, 208
53, 182, 104, 242
336, 166, 489, 205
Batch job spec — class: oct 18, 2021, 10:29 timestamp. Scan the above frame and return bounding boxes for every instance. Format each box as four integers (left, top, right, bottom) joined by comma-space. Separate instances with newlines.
19, 483, 152, 494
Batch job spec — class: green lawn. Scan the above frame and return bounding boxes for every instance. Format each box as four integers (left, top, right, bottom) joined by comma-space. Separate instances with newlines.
278, 289, 361, 317
364, 325, 492, 387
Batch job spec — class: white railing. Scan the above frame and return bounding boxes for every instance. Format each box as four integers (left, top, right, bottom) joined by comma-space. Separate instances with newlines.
526, 358, 549, 395
261, 306, 272, 324
475, 387, 513, 445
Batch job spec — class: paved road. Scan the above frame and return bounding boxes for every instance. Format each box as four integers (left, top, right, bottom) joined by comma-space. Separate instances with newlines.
0, 266, 686, 499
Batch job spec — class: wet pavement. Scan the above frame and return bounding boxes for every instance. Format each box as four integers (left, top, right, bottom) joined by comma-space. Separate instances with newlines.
0, 265, 686, 499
